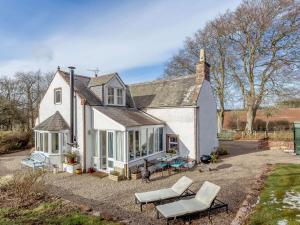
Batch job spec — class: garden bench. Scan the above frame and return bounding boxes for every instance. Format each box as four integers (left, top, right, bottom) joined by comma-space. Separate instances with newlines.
21, 152, 49, 170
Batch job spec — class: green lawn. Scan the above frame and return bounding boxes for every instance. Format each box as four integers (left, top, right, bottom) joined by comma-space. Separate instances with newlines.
247, 164, 300, 225
0, 201, 118, 225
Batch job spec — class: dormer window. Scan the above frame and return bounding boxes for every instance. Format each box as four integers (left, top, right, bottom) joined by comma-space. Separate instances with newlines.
54, 88, 62, 104
108, 87, 114, 104
117, 89, 123, 105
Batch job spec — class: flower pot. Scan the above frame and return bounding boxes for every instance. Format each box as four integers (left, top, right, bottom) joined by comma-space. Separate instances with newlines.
75, 168, 82, 175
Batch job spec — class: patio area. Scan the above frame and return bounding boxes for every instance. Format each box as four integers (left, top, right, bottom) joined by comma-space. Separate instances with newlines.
1, 142, 299, 225
45, 142, 299, 225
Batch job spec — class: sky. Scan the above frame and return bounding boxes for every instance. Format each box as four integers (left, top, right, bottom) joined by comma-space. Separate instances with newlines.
0, 0, 242, 84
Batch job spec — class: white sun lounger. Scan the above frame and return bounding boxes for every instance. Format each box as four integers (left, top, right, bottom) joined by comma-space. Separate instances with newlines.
156, 181, 228, 224
134, 176, 194, 211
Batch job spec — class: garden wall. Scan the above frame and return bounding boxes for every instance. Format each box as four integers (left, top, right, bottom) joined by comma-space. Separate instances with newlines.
258, 139, 294, 150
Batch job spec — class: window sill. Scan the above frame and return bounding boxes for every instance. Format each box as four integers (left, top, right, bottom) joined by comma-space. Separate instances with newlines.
128, 151, 165, 163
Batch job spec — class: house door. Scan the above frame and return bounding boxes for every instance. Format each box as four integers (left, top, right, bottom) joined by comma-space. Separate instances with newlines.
107, 131, 114, 171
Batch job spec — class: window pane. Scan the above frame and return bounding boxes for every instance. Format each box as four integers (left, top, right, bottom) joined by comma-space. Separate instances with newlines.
35, 132, 39, 151
135, 131, 140, 158
154, 128, 159, 152
117, 89, 123, 105
159, 128, 163, 151
108, 87, 114, 104
40, 133, 43, 152
54, 89, 61, 104
108, 132, 113, 158
128, 131, 134, 161
52, 133, 59, 153
141, 129, 147, 156
116, 131, 123, 161
44, 133, 48, 153
100, 131, 106, 169
167, 135, 178, 154
148, 128, 154, 154
94, 131, 99, 157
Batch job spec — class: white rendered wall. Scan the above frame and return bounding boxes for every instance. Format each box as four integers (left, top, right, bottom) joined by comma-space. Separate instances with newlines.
37, 72, 85, 169
92, 108, 125, 131
145, 107, 196, 159
197, 80, 218, 156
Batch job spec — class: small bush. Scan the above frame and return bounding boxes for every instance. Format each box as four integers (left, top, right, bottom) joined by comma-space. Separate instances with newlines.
1, 169, 46, 208
216, 147, 229, 156
0, 131, 32, 154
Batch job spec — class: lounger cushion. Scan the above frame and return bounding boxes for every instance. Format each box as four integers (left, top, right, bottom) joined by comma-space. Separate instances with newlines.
195, 181, 220, 206
156, 181, 221, 219
135, 188, 178, 203
135, 176, 193, 203
171, 176, 193, 195
156, 199, 208, 218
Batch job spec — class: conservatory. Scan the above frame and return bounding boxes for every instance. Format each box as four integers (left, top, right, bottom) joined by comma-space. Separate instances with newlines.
34, 111, 70, 168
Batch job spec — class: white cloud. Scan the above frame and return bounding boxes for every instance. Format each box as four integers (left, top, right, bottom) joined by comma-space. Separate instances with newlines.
0, 0, 241, 77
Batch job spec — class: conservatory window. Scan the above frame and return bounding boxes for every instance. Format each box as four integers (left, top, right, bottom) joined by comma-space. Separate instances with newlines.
167, 135, 178, 154
148, 128, 154, 155
39, 133, 43, 152
135, 131, 140, 158
44, 133, 48, 153
116, 131, 124, 161
52, 133, 59, 154
128, 131, 134, 161
94, 131, 99, 157
159, 128, 163, 151
141, 129, 147, 156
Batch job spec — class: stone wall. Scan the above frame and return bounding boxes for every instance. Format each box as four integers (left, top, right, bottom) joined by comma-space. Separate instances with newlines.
258, 140, 294, 150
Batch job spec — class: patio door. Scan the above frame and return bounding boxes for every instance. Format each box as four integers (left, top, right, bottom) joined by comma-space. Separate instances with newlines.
107, 131, 114, 171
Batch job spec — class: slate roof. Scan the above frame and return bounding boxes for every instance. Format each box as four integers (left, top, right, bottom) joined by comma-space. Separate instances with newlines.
88, 73, 116, 87
59, 71, 101, 106
34, 111, 69, 131
128, 75, 201, 108
94, 106, 163, 127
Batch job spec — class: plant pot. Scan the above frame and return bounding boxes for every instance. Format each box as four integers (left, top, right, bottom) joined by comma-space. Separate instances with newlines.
131, 172, 142, 180
66, 157, 75, 164
75, 168, 82, 175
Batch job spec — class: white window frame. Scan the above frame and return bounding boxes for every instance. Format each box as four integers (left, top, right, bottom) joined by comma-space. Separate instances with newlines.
117, 88, 123, 105
107, 87, 114, 105
54, 88, 62, 104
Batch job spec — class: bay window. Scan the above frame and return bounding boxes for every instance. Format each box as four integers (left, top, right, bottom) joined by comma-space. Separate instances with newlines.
44, 133, 48, 153
52, 133, 59, 154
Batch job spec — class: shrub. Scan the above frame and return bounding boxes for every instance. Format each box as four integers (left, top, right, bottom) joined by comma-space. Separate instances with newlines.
1, 169, 46, 207
216, 147, 229, 156
0, 131, 32, 154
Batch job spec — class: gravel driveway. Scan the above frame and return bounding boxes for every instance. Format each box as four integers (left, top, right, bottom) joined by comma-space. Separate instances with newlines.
1, 142, 299, 225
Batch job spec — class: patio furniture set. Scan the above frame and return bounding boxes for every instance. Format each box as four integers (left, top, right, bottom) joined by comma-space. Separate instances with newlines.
149, 154, 196, 177
135, 176, 228, 225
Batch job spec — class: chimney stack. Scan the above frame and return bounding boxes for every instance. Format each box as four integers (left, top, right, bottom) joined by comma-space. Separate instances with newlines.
196, 49, 210, 83
68, 66, 76, 145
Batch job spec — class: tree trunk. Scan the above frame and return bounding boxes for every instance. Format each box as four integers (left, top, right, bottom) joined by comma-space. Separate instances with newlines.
245, 107, 257, 134
217, 109, 224, 133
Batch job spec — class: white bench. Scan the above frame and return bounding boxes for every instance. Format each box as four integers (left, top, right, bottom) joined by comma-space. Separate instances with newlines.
21, 152, 49, 170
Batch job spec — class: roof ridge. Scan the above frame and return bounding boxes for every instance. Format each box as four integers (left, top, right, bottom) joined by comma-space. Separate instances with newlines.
129, 74, 195, 86
59, 70, 91, 79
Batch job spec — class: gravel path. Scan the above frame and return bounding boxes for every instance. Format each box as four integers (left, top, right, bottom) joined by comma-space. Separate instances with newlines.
0, 150, 30, 176
1, 142, 299, 225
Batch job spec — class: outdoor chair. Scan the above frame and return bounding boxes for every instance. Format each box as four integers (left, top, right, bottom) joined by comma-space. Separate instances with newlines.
134, 176, 194, 212
170, 159, 185, 172
21, 152, 49, 170
156, 181, 228, 225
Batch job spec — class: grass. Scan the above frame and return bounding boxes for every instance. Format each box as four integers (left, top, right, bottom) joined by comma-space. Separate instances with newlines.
0, 201, 118, 225
247, 164, 300, 225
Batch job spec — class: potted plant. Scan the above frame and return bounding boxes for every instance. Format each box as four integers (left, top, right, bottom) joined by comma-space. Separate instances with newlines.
87, 167, 95, 174
75, 168, 82, 175
209, 152, 218, 171
64, 151, 77, 164
131, 167, 141, 180
109, 171, 122, 181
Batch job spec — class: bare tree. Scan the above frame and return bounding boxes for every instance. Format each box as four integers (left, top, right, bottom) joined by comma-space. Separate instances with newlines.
228, 0, 300, 133
164, 14, 233, 132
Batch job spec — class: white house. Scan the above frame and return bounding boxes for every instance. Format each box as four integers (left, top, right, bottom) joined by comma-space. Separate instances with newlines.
34, 49, 218, 177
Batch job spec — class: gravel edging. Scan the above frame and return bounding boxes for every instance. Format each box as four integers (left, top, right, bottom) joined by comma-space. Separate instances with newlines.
230, 164, 274, 225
